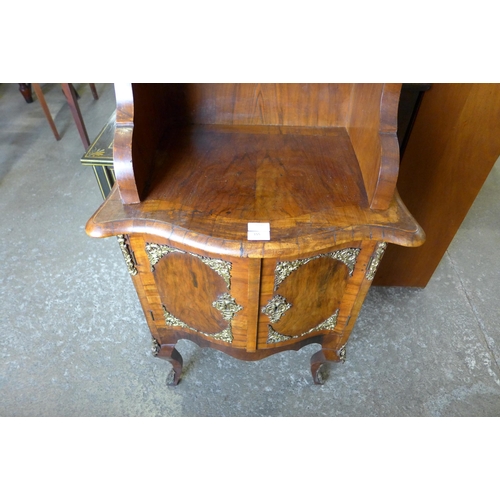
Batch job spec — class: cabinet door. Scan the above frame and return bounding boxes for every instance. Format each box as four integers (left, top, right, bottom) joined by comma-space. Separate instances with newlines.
258, 245, 362, 347
138, 238, 249, 348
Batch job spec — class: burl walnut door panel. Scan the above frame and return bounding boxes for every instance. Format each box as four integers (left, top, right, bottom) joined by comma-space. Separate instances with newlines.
258, 246, 361, 347
144, 241, 245, 346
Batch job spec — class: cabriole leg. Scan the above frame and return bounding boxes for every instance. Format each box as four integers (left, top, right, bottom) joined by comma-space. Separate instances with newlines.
310, 347, 346, 385
154, 342, 183, 386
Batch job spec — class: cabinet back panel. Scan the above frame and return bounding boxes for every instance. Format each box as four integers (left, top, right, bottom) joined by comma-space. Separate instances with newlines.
145, 84, 354, 127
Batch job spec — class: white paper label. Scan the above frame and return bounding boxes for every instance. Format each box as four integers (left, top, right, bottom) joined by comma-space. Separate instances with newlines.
247, 222, 270, 241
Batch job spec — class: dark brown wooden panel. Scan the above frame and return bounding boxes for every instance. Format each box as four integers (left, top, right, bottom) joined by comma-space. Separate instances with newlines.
374, 83, 500, 287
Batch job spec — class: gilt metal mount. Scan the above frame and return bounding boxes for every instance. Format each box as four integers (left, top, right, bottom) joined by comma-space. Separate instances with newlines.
261, 295, 292, 323
267, 309, 340, 343
366, 242, 387, 280
163, 306, 235, 343
117, 234, 138, 276
212, 293, 243, 322
145, 242, 232, 289
274, 248, 360, 290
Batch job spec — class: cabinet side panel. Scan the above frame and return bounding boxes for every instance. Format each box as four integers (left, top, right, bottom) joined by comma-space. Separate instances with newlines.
125, 84, 182, 202
347, 83, 401, 210
114, 83, 140, 204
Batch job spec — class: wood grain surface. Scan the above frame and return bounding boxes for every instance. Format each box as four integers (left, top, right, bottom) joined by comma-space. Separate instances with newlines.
374, 83, 500, 287
268, 257, 348, 338
154, 251, 228, 335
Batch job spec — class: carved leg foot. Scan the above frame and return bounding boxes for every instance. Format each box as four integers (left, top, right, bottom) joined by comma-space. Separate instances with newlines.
311, 350, 328, 385
155, 343, 183, 386
310, 346, 346, 385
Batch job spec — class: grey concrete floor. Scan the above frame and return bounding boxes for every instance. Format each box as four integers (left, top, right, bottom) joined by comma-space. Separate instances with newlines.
1, 82, 500, 417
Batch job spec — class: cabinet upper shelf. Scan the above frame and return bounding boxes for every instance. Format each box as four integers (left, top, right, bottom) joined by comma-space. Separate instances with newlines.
149, 124, 368, 215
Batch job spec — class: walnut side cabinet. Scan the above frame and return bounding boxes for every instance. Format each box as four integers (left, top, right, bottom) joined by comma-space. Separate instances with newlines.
86, 84, 425, 385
